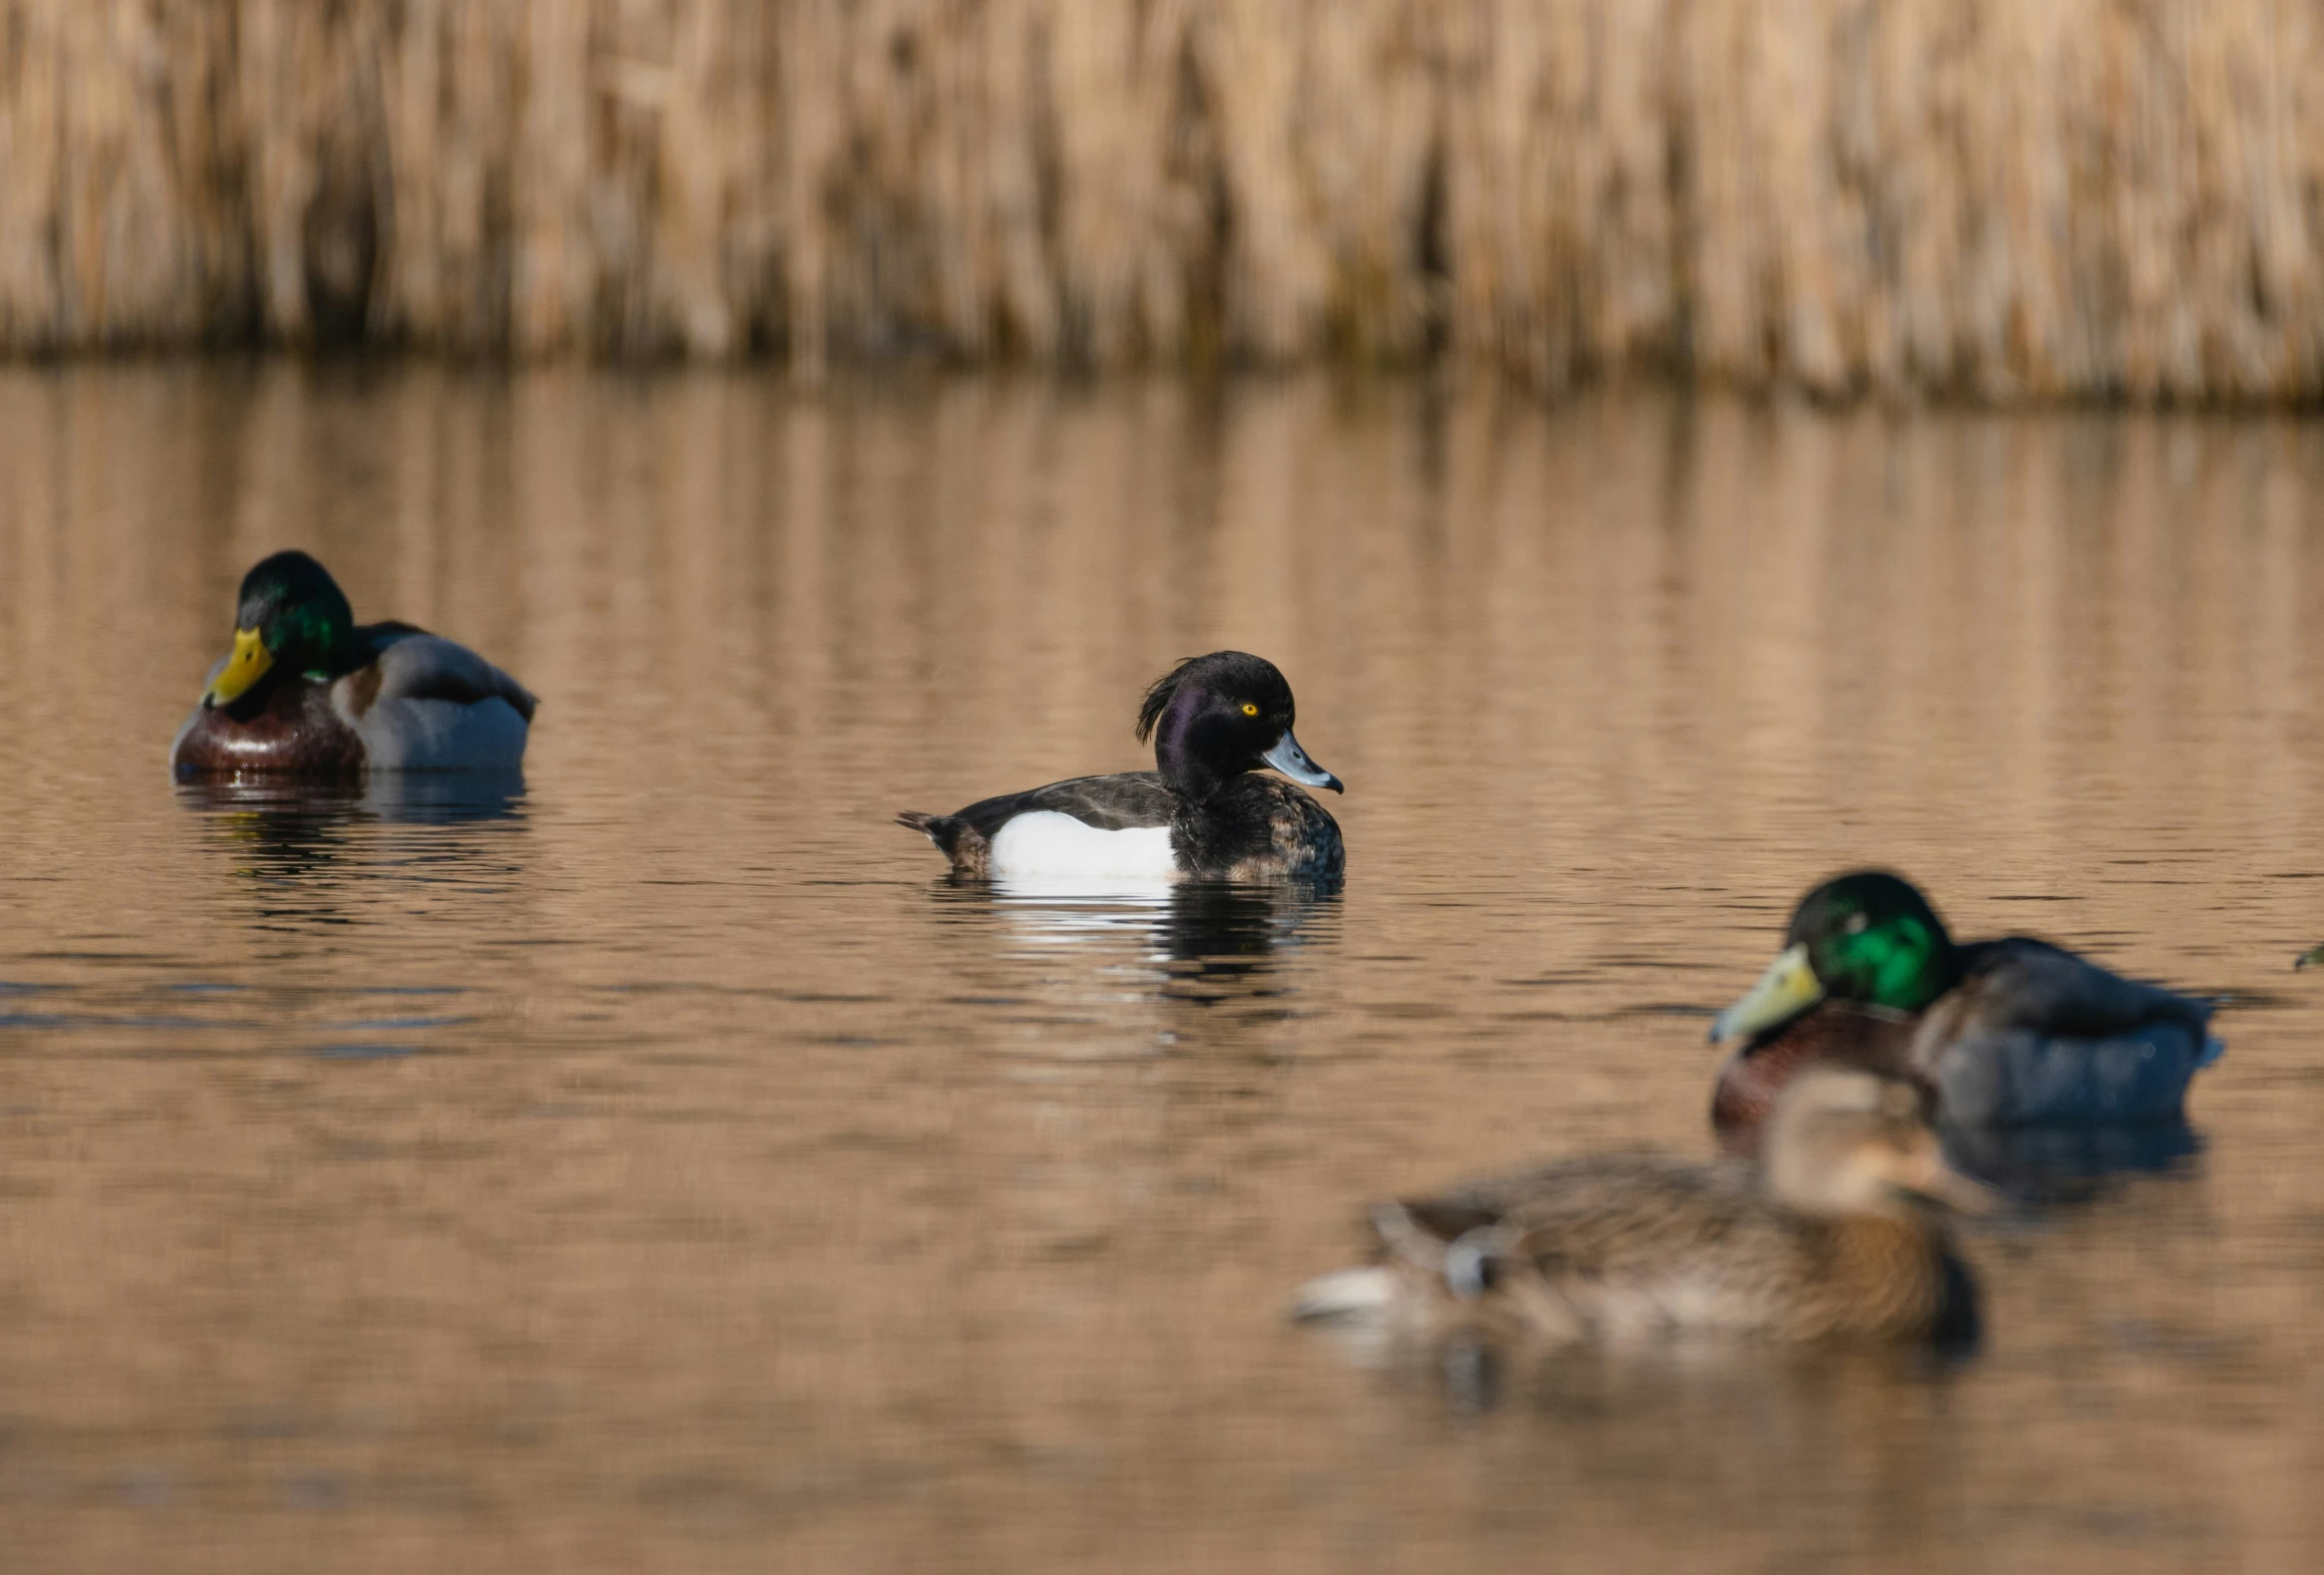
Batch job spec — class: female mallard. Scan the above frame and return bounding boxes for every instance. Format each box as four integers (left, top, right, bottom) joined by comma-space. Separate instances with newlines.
1294, 1068, 1990, 1346
897, 651, 1343, 882
1710, 870, 2219, 1137
170, 551, 535, 779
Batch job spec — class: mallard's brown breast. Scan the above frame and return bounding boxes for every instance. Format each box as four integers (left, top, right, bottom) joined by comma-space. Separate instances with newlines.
1712, 1002, 1927, 1153
170, 678, 367, 779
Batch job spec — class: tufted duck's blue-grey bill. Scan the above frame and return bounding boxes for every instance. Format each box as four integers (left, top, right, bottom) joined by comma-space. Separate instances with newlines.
1263, 731, 1342, 792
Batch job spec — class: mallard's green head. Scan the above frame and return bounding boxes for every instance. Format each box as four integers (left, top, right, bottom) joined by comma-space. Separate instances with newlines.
202, 551, 359, 708
1711, 870, 1958, 1043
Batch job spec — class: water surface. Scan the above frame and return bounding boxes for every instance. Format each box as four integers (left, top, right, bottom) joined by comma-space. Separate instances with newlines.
3, 366, 2323, 1571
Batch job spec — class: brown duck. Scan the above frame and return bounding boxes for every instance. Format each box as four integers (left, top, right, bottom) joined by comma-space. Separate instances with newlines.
1294, 1067, 1992, 1347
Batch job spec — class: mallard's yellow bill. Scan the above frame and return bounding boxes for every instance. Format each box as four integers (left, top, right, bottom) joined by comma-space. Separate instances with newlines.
202, 627, 273, 708
1709, 942, 1825, 1043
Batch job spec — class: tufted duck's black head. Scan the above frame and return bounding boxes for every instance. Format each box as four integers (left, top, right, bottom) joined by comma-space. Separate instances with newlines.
1134, 651, 1341, 803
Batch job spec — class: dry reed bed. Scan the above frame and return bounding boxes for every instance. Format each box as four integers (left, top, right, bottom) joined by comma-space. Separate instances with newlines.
4, 0, 2322, 397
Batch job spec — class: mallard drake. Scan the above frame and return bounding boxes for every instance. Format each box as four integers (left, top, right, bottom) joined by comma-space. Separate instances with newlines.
1294, 1068, 1990, 1346
1710, 871, 2218, 1136
897, 651, 1343, 882
170, 551, 535, 779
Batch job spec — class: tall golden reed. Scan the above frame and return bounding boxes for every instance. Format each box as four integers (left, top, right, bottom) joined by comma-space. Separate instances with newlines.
5, 0, 2321, 398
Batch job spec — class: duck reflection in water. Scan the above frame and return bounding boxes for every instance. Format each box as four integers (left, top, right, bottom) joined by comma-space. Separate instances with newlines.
936, 876, 1340, 1014
175, 771, 526, 826
174, 773, 527, 927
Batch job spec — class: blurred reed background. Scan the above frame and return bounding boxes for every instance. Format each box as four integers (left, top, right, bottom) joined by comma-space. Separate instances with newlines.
8, 0, 2324, 399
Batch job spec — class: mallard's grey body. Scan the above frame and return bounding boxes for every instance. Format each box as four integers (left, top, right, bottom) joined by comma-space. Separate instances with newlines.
1909, 938, 2216, 1125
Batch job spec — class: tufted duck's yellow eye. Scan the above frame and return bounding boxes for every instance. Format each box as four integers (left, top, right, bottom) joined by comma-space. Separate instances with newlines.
1241, 702, 1260, 717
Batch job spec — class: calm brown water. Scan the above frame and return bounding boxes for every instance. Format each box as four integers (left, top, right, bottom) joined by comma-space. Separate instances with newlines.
2, 365, 2323, 1572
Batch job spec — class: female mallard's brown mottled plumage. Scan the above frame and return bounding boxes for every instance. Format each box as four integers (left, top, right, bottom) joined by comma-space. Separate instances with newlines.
1295, 1068, 1990, 1347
